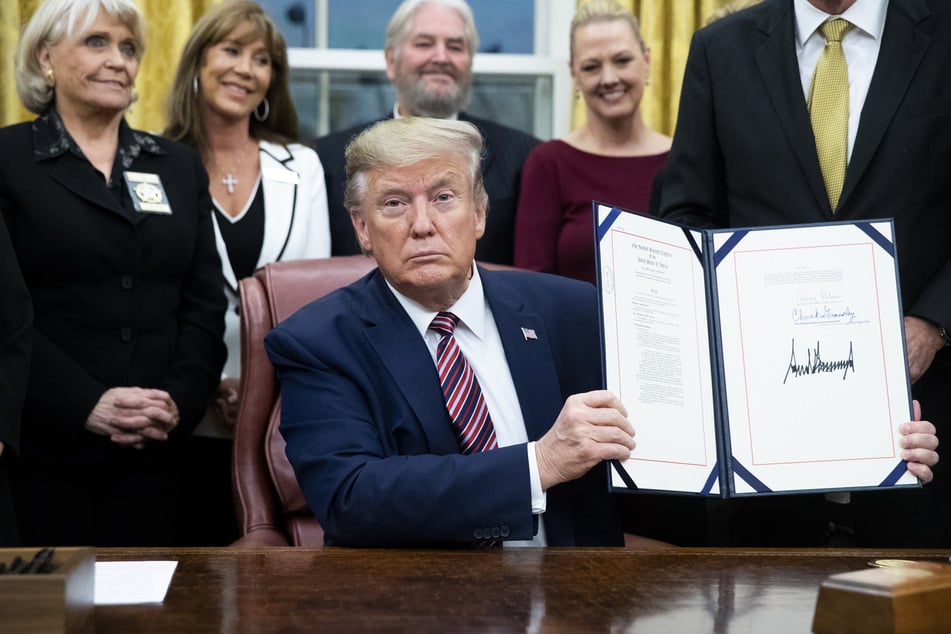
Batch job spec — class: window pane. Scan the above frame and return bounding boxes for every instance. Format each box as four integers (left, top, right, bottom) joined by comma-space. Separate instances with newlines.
261, 0, 534, 52
290, 69, 548, 140
263, 0, 315, 48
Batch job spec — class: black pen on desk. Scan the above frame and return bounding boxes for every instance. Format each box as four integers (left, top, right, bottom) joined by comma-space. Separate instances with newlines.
24, 548, 54, 574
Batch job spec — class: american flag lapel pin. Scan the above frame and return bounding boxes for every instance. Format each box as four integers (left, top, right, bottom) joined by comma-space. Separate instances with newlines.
521, 327, 537, 341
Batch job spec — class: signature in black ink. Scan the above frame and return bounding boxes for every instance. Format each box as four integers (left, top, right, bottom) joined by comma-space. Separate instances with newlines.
783, 340, 855, 384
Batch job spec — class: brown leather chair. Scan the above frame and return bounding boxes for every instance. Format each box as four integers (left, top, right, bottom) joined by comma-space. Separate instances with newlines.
232, 255, 377, 547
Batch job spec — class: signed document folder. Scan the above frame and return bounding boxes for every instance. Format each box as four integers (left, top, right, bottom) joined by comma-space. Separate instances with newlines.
595, 204, 917, 497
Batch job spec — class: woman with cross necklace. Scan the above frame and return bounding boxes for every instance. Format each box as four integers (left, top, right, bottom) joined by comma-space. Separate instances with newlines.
164, 1, 330, 545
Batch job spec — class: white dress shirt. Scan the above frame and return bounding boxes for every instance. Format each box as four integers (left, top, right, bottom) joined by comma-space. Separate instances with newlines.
392, 103, 459, 120
388, 265, 548, 546
794, 0, 888, 161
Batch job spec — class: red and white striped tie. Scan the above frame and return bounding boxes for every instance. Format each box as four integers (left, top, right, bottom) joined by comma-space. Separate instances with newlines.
430, 312, 498, 454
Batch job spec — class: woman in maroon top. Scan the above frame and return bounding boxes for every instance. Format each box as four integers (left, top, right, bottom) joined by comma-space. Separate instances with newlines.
514, 0, 670, 284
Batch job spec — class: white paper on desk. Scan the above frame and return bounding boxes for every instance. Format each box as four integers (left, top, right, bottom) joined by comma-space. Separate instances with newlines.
94, 561, 178, 605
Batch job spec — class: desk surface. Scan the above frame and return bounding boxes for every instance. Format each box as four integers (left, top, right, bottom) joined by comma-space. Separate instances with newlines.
96, 547, 951, 632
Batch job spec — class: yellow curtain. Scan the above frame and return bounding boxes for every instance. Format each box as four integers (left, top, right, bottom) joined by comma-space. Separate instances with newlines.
0, 0, 218, 132
571, 0, 735, 136
0, 0, 40, 128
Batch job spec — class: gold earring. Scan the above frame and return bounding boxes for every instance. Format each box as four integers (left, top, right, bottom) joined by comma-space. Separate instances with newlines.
44, 68, 55, 87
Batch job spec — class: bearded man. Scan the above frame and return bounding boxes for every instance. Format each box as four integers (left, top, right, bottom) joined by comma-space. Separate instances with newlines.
314, 0, 539, 265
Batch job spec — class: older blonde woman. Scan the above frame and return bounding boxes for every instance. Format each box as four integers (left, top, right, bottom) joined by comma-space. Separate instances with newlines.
2, 0, 226, 546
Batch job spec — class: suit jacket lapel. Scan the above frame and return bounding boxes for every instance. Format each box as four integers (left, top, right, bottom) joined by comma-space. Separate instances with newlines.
841, 0, 931, 211
361, 272, 460, 453
210, 213, 238, 294
258, 142, 299, 267
213, 143, 303, 294
482, 271, 562, 442
359, 269, 565, 451
754, 1, 831, 214
48, 155, 131, 221
482, 269, 576, 543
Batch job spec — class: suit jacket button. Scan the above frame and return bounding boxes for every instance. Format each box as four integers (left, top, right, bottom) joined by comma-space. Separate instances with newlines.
500, 525, 510, 538
120, 275, 133, 290
120, 327, 133, 342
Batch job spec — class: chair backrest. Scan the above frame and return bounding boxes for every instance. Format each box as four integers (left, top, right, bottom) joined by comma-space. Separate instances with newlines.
232, 255, 377, 547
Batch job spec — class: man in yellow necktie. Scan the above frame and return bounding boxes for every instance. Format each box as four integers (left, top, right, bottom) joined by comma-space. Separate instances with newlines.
659, 0, 951, 550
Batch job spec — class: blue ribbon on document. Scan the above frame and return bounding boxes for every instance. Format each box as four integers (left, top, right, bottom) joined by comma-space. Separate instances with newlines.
713, 230, 750, 268
879, 461, 909, 487
855, 222, 895, 256
701, 465, 720, 495
610, 459, 639, 490
596, 207, 624, 242
701, 459, 771, 495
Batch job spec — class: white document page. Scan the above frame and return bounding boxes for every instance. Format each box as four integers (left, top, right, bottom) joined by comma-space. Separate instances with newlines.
713, 221, 915, 493
597, 204, 719, 493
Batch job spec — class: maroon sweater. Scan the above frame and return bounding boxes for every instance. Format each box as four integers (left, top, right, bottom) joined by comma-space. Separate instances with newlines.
514, 140, 667, 284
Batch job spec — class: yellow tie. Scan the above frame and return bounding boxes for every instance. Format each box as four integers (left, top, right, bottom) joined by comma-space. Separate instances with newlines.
808, 18, 854, 212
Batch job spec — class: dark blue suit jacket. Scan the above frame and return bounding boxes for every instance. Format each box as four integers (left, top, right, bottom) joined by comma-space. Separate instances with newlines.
265, 266, 623, 547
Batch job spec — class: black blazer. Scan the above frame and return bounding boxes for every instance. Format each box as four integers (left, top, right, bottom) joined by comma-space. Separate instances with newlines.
660, 0, 951, 331
314, 113, 539, 265
0, 116, 226, 464
0, 215, 31, 545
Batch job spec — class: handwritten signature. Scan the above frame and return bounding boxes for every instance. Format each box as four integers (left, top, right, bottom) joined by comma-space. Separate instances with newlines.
783, 339, 855, 384
792, 306, 856, 323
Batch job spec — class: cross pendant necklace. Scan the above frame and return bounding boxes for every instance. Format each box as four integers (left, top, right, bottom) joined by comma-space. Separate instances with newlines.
212, 139, 257, 196
222, 173, 238, 194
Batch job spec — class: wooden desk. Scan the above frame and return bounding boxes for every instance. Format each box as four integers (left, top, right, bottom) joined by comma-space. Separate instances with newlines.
96, 547, 951, 632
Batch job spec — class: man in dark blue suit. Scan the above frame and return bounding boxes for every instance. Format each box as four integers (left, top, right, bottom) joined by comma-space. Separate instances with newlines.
266, 117, 634, 547
314, 0, 539, 265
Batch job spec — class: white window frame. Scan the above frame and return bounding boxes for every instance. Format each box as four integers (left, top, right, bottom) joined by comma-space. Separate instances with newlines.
287, 0, 574, 140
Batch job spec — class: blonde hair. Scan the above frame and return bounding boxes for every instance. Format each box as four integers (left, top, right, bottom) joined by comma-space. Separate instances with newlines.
570, 0, 645, 64
344, 117, 487, 215
163, 0, 297, 161
15, 0, 145, 114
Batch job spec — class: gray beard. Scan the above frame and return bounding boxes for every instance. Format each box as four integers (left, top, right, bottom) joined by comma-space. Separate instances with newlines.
395, 76, 473, 118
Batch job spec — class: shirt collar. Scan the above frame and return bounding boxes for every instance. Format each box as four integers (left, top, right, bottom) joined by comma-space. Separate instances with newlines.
32, 108, 166, 168
794, 0, 888, 47
387, 263, 488, 342
392, 102, 460, 120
